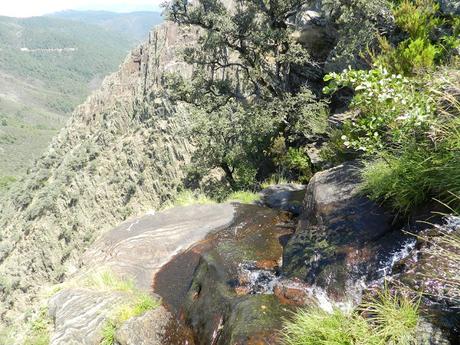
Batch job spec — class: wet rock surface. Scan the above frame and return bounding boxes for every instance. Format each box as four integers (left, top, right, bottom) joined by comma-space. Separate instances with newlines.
394, 217, 460, 342
283, 162, 403, 299
49, 204, 234, 345
154, 204, 297, 345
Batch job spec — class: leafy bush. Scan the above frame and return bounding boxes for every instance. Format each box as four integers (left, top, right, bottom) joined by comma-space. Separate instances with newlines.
376, 0, 460, 75
282, 288, 419, 345
269, 136, 313, 183
324, 67, 435, 153
24, 308, 50, 345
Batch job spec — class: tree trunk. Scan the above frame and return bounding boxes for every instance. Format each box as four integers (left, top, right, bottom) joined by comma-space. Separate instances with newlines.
221, 163, 237, 190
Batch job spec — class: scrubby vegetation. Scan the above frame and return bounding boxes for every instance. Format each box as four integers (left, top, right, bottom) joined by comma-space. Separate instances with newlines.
23, 308, 51, 345
323, 0, 460, 214
83, 270, 160, 345
164, 0, 387, 193
282, 288, 419, 345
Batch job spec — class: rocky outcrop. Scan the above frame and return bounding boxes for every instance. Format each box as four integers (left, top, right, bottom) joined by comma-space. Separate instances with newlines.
283, 162, 403, 300
48, 204, 234, 345
0, 22, 197, 325
154, 204, 297, 345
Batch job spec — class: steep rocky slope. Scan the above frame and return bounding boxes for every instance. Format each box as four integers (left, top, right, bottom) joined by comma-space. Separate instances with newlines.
0, 22, 194, 324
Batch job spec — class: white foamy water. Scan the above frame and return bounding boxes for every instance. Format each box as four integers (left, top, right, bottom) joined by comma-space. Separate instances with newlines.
377, 239, 417, 277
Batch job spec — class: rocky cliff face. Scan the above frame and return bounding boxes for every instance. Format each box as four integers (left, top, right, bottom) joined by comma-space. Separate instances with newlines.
0, 22, 195, 324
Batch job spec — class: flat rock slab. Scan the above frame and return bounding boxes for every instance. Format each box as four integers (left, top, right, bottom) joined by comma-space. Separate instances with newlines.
49, 204, 235, 345
49, 289, 126, 345
82, 204, 235, 290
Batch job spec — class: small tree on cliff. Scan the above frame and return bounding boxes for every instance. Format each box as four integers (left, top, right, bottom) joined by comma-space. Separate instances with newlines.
164, 0, 328, 188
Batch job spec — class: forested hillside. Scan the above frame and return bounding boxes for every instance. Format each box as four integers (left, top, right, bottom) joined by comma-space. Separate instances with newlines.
50, 10, 163, 42
0, 14, 160, 185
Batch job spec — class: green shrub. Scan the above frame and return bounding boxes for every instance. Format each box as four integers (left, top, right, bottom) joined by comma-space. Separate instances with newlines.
167, 190, 215, 208
24, 308, 50, 345
100, 321, 116, 345
324, 67, 435, 154
375, 0, 447, 75
282, 288, 419, 345
360, 289, 420, 344
269, 136, 313, 183
0, 176, 16, 191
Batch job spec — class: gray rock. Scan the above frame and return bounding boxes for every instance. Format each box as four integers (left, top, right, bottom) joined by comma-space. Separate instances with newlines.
260, 184, 306, 215
82, 204, 235, 290
438, 0, 460, 14
116, 307, 186, 345
283, 162, 397, 299
49, 289, 126, 345
416, 318, 451, 345
48, 204, 235, 345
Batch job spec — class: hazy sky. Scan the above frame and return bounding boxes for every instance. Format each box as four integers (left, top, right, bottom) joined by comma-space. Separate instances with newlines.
0, 0, 163, 17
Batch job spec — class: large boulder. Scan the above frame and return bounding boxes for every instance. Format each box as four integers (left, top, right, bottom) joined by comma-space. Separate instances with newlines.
154, 205, 297, 345
48, 204, 235, 345
283, 162, 403, 300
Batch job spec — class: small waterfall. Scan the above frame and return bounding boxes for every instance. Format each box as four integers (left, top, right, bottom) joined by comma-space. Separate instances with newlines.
237, 261, 280, 294
377, 238, 417, 278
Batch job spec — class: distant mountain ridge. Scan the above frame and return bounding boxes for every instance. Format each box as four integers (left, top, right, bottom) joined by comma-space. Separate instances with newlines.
49, 10, 164, 43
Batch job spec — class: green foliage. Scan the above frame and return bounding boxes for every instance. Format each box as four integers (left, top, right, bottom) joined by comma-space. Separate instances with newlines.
375, 0, 456, 75
360, 289, 420, 344
225, 191, 260, 204
166, 190, 216, 208
24, 308, 50, 345
363, 118, 460, 213
319, 0, 393, 70
165, 0, 328, 188
100, 321, 117, 345
84, 270, 136, 293
89, 270, 160, 345
0, 176, 16, 191
282, 288, 419, 345
282, 308, 377, 345
324, 67, 435, 153
113, 292, 160, 324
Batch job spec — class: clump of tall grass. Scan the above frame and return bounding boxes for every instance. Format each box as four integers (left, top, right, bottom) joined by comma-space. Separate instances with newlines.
225, 190, 260, 204
363, 116, 460, 214
282, 288, 419, 345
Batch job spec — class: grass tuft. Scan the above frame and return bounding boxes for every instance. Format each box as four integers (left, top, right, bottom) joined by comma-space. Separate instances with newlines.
282, 288, 419, 345
84, 270, 136, 293
225, 190, 260, 204
360, 289, 419, 345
